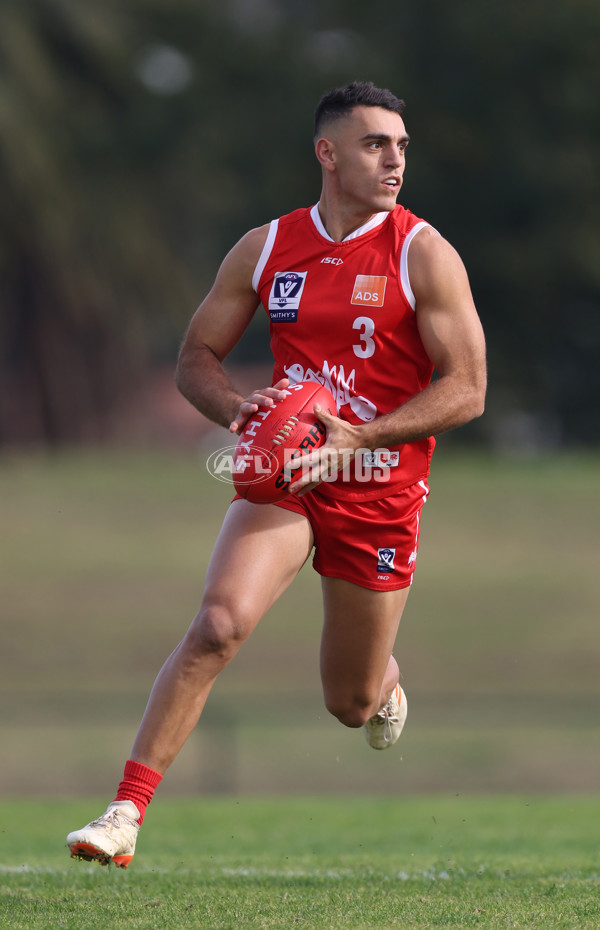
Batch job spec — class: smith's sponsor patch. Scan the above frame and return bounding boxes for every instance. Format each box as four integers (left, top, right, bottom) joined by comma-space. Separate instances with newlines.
268, 271, 307, 321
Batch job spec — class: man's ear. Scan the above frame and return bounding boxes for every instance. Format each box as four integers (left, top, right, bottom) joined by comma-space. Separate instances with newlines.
315, 138, 336, 172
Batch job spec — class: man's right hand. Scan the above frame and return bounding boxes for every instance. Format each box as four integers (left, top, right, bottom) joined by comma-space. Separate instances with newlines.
229, 378, 290, 434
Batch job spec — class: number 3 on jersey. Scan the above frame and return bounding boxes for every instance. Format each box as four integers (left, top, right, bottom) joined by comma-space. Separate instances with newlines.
352, 316, 376, 359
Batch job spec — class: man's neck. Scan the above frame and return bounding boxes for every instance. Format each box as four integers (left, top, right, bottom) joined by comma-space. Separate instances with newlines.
315, 199, 391, 242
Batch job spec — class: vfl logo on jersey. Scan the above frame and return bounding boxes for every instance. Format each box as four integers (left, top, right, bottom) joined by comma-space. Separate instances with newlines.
377, 547, 396, 573
351, 275, 387, 307
362, 450, 400, 468
268, 271, 307, 322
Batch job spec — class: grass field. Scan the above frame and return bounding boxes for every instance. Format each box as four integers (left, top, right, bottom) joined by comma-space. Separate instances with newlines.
1, 448, 599, 927
2, 796, 600, 929
1, 446, 598, 795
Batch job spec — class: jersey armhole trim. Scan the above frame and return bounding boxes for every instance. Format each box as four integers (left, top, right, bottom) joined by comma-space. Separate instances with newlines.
400, 221, 430, 311
252, 219, 279, 292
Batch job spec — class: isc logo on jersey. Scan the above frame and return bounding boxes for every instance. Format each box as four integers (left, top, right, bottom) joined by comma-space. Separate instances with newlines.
351, 275, 387, 307
268, 271, 308, 322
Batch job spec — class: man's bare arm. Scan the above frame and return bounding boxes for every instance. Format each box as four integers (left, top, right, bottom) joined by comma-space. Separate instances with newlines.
175, 225, 288, 432
318, 227, 486, 457
289, 228, 487, 492
356, 227, 486, 448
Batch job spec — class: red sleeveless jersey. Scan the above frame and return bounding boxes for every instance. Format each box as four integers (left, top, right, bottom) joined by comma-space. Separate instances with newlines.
252, 204, 436, 500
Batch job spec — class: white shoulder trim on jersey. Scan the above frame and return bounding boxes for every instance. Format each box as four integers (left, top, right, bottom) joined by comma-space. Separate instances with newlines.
343, 211, 389, 241
400, 221, 431, 311
251, 219, 279, 293
310, 203, 389, 242
310, 204, 332, 240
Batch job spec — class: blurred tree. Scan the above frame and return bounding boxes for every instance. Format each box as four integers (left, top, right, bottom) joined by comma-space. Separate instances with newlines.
395, 0, 600, 447
0, 0, 197, 442
0, 0, 598, 445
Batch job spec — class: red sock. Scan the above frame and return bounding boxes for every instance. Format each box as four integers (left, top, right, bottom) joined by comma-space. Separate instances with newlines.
114, 759, 163, 825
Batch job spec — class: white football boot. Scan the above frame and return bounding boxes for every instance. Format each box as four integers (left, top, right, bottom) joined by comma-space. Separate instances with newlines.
66, 800, 140, 868
363, 683, 407, 750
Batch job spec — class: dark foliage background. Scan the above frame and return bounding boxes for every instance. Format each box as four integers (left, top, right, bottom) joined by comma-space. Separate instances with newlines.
1, 0, 598, 445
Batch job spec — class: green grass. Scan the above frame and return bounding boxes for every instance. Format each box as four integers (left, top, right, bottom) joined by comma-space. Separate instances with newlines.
0, 448, 599, 796
1, 450, 599, 925
2, 797, 600, 929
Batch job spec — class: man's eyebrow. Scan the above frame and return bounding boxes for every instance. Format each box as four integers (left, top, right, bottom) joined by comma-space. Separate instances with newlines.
360, 132, 410, 144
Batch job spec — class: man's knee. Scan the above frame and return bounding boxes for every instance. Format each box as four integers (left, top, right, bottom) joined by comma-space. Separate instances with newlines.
183, 603, 252, 664
324, 691, 379, 728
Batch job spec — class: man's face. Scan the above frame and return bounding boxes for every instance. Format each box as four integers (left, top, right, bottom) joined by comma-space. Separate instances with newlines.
320, 105, 409, 215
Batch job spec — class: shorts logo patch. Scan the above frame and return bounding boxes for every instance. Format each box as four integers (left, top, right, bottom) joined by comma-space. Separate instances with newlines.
351, 275, 387, 307
362, 450, 400, 468
268, 271, 307, 322
377, 547, 396, 572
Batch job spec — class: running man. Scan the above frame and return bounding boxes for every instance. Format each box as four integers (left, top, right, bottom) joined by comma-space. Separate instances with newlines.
66, 81, 486, 867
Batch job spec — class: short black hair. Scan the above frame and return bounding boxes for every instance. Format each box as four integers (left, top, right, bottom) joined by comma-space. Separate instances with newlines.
314, 81, 405, 141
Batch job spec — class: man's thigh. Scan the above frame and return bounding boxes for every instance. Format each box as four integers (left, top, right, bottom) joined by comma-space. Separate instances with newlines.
319, 577, 410, 700
203, 498, 314, 623
280, 481, 430, 592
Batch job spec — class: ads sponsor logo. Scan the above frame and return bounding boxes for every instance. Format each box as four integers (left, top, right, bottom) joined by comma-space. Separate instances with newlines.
351, 274, 387, 307
268, 271, 307, 322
